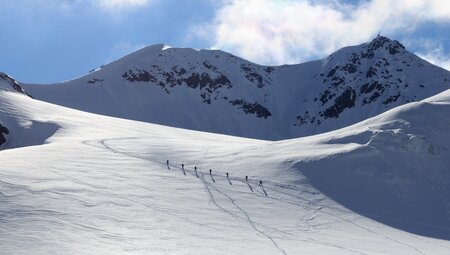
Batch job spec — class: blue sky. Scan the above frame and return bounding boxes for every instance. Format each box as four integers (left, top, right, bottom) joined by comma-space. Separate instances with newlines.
0, 0, 449, 83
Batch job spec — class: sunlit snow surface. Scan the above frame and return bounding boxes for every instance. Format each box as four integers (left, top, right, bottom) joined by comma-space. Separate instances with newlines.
1, 90, 450, 254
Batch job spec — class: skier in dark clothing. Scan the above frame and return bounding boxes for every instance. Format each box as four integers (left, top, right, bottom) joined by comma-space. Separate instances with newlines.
194, 166, 199, 178
226, 172, 232, 185
259, 180, 267, 196
245, 175, 253, 192
209, 169, 215, 183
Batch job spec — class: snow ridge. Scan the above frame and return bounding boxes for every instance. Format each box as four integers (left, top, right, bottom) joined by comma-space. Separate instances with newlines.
20, 36, 450, 140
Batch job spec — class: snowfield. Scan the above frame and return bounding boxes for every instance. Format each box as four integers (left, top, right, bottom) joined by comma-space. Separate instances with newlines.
1, 87, 450, 254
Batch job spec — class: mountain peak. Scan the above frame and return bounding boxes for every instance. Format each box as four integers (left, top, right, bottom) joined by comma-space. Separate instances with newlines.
21, 36, 450, 140
364, 35, 406, 56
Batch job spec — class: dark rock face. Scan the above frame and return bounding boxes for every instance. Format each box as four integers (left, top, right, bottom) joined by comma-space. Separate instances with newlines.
0, 123, 9, 146
241, 64, 266, 88
123, 66, 231, 92
122, 69, 157, 83
87, 78, 104, 84
295, 36, 417, 126
320, 88, 357, 119
383, 94, 401, 105
121, 62, 274, 118
295, 111, 320, 126
0, 72, 32, 97
229, 99, 272, 119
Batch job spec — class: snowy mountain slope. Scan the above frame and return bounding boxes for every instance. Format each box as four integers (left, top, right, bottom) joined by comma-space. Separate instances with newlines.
21, 36, 450, 140
286, 91, 450, 240
0, 73, 34, 146
0, 72, 31, 97
1, 86, 450, 254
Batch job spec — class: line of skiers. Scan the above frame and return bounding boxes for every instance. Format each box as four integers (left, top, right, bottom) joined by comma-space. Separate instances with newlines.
166, 160, 267, 196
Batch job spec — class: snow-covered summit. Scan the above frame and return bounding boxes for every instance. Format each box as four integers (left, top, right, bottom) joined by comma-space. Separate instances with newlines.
295, 35, 448, 129
21, 36, 450, 140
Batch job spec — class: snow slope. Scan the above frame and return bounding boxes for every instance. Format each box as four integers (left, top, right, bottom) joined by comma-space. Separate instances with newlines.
22, 36, 450, 140
0, 72, 35, 147
1, 86, 450, 254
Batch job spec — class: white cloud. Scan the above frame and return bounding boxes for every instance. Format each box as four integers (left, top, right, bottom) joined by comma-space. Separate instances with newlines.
416, 41, 450, 71
421, 53, 450, 71
198, 0, 450, 65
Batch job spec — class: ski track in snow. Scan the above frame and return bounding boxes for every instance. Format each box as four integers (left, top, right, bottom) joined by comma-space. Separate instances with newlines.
201, 178, 303, 239
199, 172, 244, 221
209, 185, 287, 255
81, 137, 430, 254
262, 181, 427, 255
19, 159, 227, 236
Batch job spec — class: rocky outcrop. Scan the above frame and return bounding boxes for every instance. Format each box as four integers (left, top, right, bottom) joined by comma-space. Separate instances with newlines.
0, 72, 32, 97
229, 99, 272, 118
295, 35, 439, 127
0, 123, 9, 146
121, 61, 275, 117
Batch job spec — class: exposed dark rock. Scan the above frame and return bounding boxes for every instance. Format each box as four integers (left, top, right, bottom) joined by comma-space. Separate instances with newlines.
185, 73, 231, 90
327, 66, 339, 77
366, 36, 405, 53
264, 67, 275, 74
367, 91, 381, 103
361, 51, 375, 59
229, 99, 271, 119
173, 67, 187, 76
331, 77, 344, 87
389, 43, 404, 55
342, 63, 357, 73
295, 111, 310, 126
360, 36, 405, 60
366, 67, 377, 78
320, 88, 356, 119
295, 111, 319, 126
241, 65, 265, 88
122, 65, 232, 105
360, 81, 384, 94
0, 72, 33, 98
203, 61, 217, 71
0, 123, 9, 146
308, 36, 414, 122
122, 69, 157, 83
87, 78, 104, 84
320, 90, 335, 105
350, 53, 361, 65
383, 94, 401, 105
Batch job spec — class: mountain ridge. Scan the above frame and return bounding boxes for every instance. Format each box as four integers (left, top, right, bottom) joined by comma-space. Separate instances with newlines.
11, 36, 450, 140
